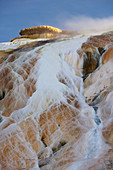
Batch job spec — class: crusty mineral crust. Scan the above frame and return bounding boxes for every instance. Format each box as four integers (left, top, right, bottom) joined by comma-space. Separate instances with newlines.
1, 31, 113, 170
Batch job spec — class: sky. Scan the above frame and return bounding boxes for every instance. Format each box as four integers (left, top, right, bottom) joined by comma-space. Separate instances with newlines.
0, 0, 113, 42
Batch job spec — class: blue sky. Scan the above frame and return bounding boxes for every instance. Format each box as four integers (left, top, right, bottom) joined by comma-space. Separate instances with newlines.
0, 0, 113, 42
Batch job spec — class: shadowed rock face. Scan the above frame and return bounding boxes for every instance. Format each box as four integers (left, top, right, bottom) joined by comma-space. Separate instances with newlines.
0, 29, 113, 169
78, 33, 113, 76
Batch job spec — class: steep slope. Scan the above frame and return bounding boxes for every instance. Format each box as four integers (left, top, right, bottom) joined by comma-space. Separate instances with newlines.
0, 26, 113, 170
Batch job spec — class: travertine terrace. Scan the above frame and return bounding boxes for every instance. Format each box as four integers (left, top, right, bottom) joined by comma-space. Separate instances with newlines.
0, 26, 113, 170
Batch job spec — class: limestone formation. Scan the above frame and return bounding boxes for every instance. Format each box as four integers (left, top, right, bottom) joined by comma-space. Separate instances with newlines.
10, 25, 72, 42
0, 49, 39, 117
81, 33, 113, 170
0, 28, 113, 169
19, 25, 62, 36
83, 59, 113, 104
102, 46, 113, 64
78, 33, 113, 75
0, 123, 38, 170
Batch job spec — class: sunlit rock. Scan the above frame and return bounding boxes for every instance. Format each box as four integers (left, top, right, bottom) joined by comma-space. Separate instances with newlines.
81, 34, 113, 169
18, 116, 44, 154
0, 48, 40, 117
39, 102, 95, 146
10, 25, 72, 42
0, 124, 39, 170
102, 46, 113, 64
82, 97, 113, 170
82, 33, 113, 49
83, 59, 113, 104
78, 33, 113, 76
0, 28, 113, 169
19, 25, 62, 36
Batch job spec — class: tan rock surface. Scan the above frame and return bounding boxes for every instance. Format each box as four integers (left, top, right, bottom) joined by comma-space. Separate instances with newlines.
82, 34, 113, 49
83, 59, 113, 104
81, 33, 113, 170
0, 124, 38, 170
102, 46, 113, 64
78, 33, 113, 75
10, 25, 72, 42
1, 30, 113, 170
19, 25, 62, 36
0, 48, 40, 117
0, 51, 11, 64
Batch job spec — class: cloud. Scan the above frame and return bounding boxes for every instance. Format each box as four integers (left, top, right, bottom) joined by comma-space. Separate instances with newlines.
61, 16, 113, 34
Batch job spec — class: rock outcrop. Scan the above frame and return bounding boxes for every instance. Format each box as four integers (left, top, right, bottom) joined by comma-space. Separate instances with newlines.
10, 25, 73, 42
19, 25, 62, 36
78, 33, 113, 76
102, 45, 113, 64
0, 27, 113, 169
82, 33, 113, 170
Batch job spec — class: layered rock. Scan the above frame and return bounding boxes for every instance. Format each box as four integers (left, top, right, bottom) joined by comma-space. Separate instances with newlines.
0, 27, 113, 170
20, 25, 62, 35
83, 58, 113, 104
82, 33, 113, 170
10, 25, 73, 42
0, 31, 95, 169
102, 45, 113, 64
78, 33, 113, 75
0, 48, 40, 116
0, 124, 39, 170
